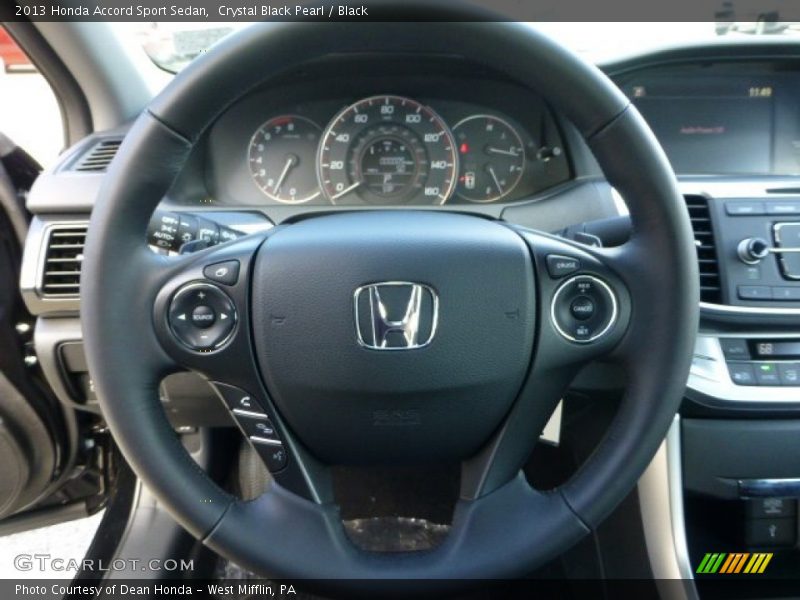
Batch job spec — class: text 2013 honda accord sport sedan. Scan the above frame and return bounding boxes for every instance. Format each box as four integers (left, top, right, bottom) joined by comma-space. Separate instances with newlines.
1, 6, 800, 598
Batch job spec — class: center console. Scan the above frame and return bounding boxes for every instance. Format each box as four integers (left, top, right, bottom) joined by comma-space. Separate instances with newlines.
680, 186, 800, 595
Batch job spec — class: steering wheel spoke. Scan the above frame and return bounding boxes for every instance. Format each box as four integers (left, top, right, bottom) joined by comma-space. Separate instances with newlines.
149, 231, 332, 502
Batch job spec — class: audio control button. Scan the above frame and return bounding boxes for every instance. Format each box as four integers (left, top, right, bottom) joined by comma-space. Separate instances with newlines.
168, 283, 236, 351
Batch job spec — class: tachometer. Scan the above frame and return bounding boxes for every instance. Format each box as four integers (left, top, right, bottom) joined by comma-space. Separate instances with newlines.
453, 115, 525, 203
318, 95, 457, 205
248, 115, 321, 204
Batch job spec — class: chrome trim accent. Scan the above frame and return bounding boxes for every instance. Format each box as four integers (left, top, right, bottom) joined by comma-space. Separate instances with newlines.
639, 416, 697, 595
353, 281, 438, 350
549, 275, 618, 343
667, 417, 697, 586
232, 408, 268, 419
738, 478, 800, 498
699, 301, 800, 316
249, 436, 282, 447
689, 334, 799, 403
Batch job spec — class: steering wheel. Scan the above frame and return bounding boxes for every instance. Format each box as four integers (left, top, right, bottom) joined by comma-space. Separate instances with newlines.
81, 15, 698, 591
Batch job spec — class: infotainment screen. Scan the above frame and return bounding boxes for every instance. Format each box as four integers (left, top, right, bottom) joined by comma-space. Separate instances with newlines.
628, 80, 774, 175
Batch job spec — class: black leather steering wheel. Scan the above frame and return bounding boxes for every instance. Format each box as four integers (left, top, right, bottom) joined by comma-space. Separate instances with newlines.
81, 16, 698, 592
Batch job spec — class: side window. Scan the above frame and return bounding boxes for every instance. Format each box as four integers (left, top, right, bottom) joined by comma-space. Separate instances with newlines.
0, 27, 64, 167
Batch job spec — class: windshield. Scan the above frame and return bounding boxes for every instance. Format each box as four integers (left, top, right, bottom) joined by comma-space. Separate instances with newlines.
117, 21, 800, 74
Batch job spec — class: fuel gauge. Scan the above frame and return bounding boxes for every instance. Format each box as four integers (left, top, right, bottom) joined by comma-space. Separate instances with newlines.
453, 115, 525, 203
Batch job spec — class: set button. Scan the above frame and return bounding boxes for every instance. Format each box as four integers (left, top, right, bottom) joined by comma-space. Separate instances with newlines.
168, 283, 236, 351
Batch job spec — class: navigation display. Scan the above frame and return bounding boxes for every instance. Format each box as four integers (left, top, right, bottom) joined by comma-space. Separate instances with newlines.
625, 77, 779, 175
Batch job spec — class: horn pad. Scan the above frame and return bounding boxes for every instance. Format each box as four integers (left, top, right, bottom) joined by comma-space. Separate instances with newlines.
251, 212, 535, 464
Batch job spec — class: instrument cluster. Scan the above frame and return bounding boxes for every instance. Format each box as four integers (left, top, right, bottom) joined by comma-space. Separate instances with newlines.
205, 86, 570, 207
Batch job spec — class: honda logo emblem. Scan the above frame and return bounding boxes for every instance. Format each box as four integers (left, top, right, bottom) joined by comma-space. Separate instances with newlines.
354, 282, 438, 350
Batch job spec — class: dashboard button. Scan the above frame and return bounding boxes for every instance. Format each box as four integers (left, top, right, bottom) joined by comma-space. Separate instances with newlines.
720, 338, 750, 360
726, 201, 765, 216
728, 362, 757, 386
779, 363, 800, 386
772, 287, 800, 301
545, 254, 581, 278
755, 363, 781, 386
747, 498, 797, 519
203, 260, 240, 286
168, 283, 236, 351
738, 286, 772, 300
766, 201, 800, 215
745, 517, 796, 547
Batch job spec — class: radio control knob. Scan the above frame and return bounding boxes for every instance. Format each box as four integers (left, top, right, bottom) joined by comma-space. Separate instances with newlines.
738, 237, 770, 264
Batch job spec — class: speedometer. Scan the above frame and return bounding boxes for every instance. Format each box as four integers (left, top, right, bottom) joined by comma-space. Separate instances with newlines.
318, 95, 457, 205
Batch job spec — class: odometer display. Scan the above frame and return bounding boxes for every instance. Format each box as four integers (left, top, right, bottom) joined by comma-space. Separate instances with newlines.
318, 95, 457, 205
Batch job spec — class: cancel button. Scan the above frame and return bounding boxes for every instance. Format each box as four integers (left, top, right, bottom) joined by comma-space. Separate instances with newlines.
570, 296, 595, 320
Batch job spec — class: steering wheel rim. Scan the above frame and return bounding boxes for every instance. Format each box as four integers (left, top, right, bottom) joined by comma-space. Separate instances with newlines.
81, 14, 698, 590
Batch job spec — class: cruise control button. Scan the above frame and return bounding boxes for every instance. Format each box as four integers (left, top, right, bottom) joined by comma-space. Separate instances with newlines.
191, 305, 216, 328
551, 275, 617, 343
546, 255, 581, 278
570, 296, 595, 320
728, 363, 757, 386
203, 260, 240, 286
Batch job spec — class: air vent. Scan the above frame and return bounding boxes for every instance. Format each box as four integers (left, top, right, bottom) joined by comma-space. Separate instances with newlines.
684, 194, 722, 304
73, 139, 121, 172
41, 225, 87, 297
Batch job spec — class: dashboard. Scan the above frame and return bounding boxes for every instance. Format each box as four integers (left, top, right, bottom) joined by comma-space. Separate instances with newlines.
201, 71, 570, 207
